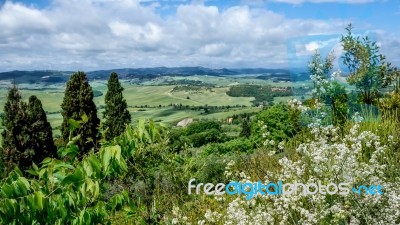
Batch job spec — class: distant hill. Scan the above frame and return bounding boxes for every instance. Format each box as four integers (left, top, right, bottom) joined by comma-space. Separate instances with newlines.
0, 67, 308, 84
0, 70, 73, 84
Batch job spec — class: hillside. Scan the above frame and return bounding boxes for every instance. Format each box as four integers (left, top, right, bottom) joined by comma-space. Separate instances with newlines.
0, 67, 309, 84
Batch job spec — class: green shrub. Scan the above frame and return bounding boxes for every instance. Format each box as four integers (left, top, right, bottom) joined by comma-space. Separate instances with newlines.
251, 103, 301, 143
203, 137, 255, 155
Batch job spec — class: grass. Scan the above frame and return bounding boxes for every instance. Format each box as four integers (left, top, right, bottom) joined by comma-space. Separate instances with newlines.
0, 76, 307, 136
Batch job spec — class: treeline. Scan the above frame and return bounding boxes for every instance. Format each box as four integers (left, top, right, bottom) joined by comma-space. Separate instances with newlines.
226, 85, 292, 105
0, 72, 131, 175
170, 85, 214, 92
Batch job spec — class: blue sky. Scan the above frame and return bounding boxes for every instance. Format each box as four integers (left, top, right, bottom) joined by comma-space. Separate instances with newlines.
0, 0, 399, 71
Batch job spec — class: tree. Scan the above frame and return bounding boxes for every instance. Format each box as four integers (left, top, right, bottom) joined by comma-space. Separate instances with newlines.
308, 51, 348, 127
27, 95, 57, 163
326, 82, 348, 127
1, 85, 31, 174
103, 72, 132, 140
239, 115, 251, 138
61, 71, 100, 155
341, 24, 399, 105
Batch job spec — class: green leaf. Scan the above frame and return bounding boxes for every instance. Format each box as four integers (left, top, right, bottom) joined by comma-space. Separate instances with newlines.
88, 155, 101, 176
68, 118, 81, 129
112, 145, 122, 162
53, 162, 75, 170
81, 113, 88, 123
38, 168, 47, 179
32, 162, 39, 171
26, 169, 38, 176
41, 157, 52, 165
61, 144, 79, 159
62, 169, 84, 186
102, 147, 113, 173
16, 177, 30, 196
83, 161, 93, 177
34, 191, 44, 211
138, 119, 145, 140
1, 184, 14, 197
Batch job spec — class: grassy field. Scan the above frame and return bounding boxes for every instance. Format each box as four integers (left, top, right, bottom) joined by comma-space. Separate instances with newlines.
0, 83, 261, 134
0, 84, 255, 112
0, 76, 308, 135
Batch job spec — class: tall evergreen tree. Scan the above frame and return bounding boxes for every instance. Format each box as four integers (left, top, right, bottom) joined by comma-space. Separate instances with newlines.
239, 115, 251, 138
27, 95, 57, 163
1, 85, 32, 173
103, 72, 131, 140
61, 71, 100, 155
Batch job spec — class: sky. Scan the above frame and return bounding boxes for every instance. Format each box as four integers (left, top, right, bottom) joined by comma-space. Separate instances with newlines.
0, 0, 399, 72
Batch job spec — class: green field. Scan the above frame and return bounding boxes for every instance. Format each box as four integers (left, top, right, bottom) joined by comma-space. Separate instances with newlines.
0, 79, 276, 134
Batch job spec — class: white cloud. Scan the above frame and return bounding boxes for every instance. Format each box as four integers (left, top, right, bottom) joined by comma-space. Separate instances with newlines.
305, 42, 320, 52
0, 0, 397, 71
266, 0, 376, 4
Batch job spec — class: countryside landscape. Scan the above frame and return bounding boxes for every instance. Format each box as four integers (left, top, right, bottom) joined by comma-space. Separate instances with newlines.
0, 67, 310, 133
1, 0, 400, 224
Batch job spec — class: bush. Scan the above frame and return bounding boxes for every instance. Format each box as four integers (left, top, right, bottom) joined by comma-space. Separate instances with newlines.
202, 138, 255, 155
251, 103, 301, 143
183, 120, 222, 136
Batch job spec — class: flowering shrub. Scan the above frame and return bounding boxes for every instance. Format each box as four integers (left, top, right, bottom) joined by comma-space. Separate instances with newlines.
189, 123, 400, 225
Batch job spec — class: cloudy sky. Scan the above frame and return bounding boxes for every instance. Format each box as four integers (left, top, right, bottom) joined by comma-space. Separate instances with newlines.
0, 0, 399, 72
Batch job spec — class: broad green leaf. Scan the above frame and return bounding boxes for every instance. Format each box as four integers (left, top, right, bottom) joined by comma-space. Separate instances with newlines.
61, 144, 79, 158
81, 113, 88, 123
16, 178, 30, 196
41, 157, 52, 165
111, 145, 121, 162
34, 191, 44, 211
38, 169, 46, 179
68, 118, 81, 129
88, 155, 101, 176
61, 169, 84, 186
53, 162, 75, 170
83, 161, 93, 177
102, 147, 112, 173
1, 184, 14, 197
26, 169, 38, 176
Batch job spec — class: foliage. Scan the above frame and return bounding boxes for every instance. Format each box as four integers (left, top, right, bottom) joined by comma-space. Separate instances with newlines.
183, 120, 222, 136
105, 119, 193, 223
1, 85, 31, 175
326, 82, 348, 127
341, 24, 399, 105
252, 103, 301, 143
0, 118, 173, 224
103, 72, 132, 140
226, 85, 292, 106
239, 115, 251, 138
379, 89, 400, 121
0, 126, 128, 224
27, 95, 57, 164
308, 51, 348, 127
308, 51, 333, 99
202, 137, 255, 155
168, 120, 228, 151
187, 122, 400, 225
60, 71, 100, 155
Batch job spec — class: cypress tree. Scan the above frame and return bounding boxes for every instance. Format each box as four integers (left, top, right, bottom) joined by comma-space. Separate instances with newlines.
103, 72, 131, 140
27, 95, 57, 163
61, 71, 100, 155
239, 115, 251, 138
1, 85, 32, 173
